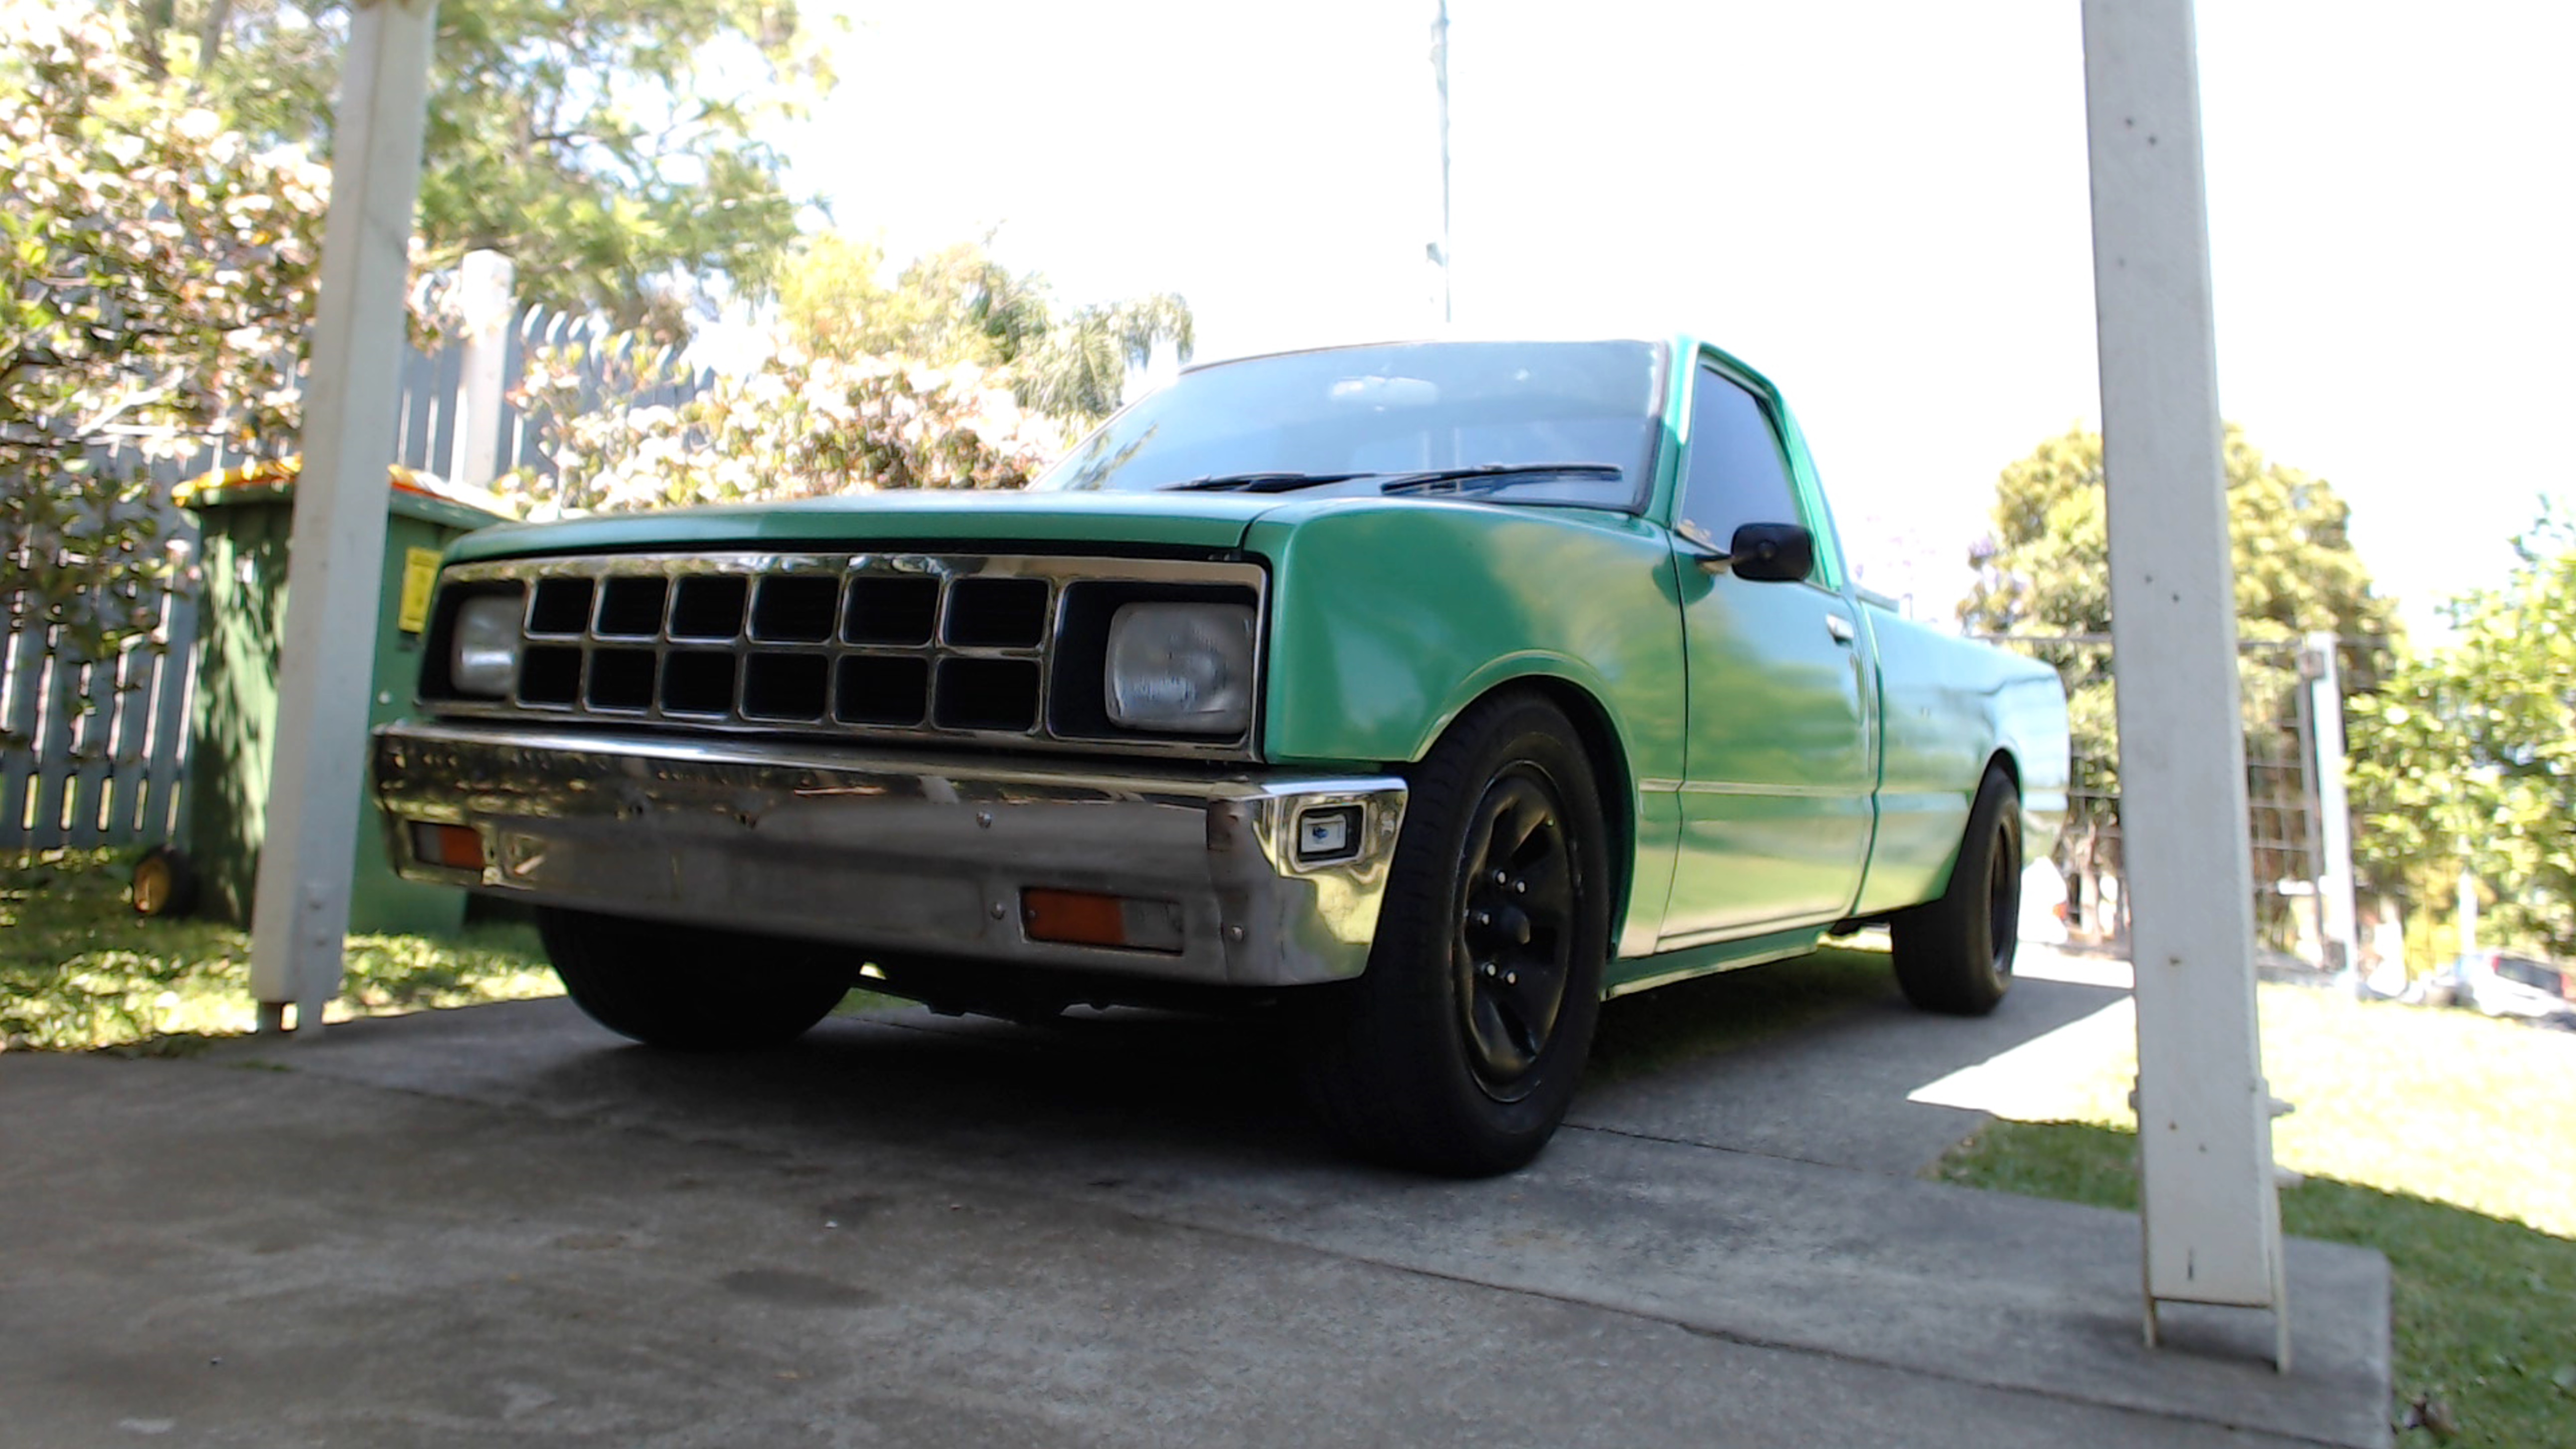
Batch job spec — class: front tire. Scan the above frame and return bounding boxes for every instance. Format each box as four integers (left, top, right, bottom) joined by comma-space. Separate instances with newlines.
1304, 693, 1611, 1176
537, 907, 851, 1050
1891, 767, 2021, 1016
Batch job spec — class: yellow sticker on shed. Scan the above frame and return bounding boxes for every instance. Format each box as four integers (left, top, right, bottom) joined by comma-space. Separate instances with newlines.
397, 547, 441, 633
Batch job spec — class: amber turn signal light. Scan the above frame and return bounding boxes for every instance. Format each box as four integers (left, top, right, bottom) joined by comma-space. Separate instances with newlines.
411, 822, 487, 871
1020, 888, 1185, 954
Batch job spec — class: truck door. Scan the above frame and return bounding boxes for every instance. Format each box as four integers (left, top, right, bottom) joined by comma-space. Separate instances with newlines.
1659, 359, 1877, 946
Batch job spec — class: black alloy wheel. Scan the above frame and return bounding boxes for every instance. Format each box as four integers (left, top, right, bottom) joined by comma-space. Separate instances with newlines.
1982, 807, 2018, 985
1302, 690, 1610, 1176
1453, 766, 1579, 1100
1891, 766, 2021, 1016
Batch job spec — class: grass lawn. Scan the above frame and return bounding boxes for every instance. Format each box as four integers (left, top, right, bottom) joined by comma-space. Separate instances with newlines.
1937, 978, 2576, 1448
1, 848, 561, 1052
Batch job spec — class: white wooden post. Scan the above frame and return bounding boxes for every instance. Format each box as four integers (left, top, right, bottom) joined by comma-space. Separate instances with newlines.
2080, 0, 2289, 1365
452, 248, 516, 489
248, 0, 441, 1034
2304, 630, 2360, 979
1429, 0, 1452, 325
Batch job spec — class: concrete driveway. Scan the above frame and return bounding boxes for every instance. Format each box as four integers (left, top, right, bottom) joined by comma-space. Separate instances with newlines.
0, 949, 2389, 1448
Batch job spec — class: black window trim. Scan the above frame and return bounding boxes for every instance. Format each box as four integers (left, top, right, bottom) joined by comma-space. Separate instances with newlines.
1677, 351, 1827, 589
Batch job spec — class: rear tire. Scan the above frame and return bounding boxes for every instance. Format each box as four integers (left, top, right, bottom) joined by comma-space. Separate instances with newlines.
537, 907, 851, 1050
1303, 692, 1610, 1176
1892, 767, 2021, 1016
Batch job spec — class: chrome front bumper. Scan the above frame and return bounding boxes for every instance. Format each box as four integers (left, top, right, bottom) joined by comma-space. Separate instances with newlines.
372, 720, 1407, 988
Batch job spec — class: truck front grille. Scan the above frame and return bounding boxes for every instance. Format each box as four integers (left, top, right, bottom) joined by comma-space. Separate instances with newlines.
419, 551, 1265, 762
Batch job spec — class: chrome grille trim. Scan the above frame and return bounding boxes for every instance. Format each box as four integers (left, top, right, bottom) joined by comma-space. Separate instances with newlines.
422, 551, 1267, 762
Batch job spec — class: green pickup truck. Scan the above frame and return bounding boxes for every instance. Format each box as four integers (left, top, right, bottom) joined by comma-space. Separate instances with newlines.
375, 336, 2070, 1174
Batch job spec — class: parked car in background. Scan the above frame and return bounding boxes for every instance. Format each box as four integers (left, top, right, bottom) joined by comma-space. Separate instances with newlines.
375, 335, 2072, 1174
2444, 949, 2576, 1028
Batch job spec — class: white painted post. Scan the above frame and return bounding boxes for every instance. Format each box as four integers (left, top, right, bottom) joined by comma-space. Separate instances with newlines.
2305, 630, 2360, 981
1428, 0, 1452, 324
453, 249, 516, 489
2079, 0, 2288, 1365
247, 0, 441, 1034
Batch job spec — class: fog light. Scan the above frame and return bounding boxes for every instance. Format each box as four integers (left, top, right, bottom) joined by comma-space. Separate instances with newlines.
411, 822, 486, 871
1021, 888, 1185, 954
1294, 805, 1362, 865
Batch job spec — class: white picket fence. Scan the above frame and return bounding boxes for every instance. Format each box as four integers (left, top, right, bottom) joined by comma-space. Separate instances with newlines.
1, 304, 705, 852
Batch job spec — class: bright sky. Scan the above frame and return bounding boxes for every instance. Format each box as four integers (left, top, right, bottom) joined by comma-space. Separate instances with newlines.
785, 1, 2573, 634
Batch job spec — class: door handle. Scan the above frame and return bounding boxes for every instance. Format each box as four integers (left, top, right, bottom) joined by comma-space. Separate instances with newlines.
1826, 613, 1855, 645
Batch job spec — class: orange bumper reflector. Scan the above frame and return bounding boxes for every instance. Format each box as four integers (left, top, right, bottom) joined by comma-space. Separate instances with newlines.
412, 822, 486, 871
1020, 889, 1186, 954
1022, 888, 1129, 949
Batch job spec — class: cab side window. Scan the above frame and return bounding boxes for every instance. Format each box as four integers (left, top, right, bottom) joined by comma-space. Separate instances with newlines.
1678, 365, 1802, 554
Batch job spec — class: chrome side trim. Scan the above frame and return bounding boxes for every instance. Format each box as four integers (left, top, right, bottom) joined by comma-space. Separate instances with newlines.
1637, 776, 1867, 799
373, 719, 1405, 988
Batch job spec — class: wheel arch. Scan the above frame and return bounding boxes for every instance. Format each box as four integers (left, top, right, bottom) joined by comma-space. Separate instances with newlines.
1985, 745, 2020, 793
1416, 669, 1639, 958
1982, 745, 2047, 871
1944, 748, 2024, 884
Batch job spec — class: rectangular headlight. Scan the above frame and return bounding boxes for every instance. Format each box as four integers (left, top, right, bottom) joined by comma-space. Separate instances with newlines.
449, 592, 525, 698
1105, 601, 1255, 734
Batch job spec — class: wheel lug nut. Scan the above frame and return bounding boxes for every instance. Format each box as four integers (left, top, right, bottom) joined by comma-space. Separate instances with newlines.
1493, 869, 1508, 885
1512, 880, 1527, 895
1481, 962, 1497, 977
1504, 971, 1519, 986
1474, 911, 1491, 927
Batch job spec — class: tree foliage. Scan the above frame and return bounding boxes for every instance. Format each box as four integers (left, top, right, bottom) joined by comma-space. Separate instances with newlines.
1959, 425, 2400, 885
511, 235, 1197, 514
2348, 515, 2576, 956
1, 3, 325, 671
778, 235, 1194, 426
129, 0, 831, 337
1965, 424, 2395, 643
510, 343, 1063, 517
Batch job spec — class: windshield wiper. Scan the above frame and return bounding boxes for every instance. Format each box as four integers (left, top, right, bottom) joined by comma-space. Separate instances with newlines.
1164, 471, 1378, 493
1377, 462, 1625, 495
1166, 462, 1626, 496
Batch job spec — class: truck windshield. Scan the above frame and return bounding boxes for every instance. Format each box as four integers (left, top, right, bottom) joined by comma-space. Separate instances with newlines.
1031, 340, 1669, 511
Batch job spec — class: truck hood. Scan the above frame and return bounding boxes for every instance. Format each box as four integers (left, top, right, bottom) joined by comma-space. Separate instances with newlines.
442, 489, 1283, 564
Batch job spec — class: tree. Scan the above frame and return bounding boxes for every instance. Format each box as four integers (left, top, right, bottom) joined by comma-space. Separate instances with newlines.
2348, 514, 2576, 957
777, 235, 1194, 426
1, 4, 326, 674
509, 342, 1064, 517
128, 0, 831, 336
509, 234, 1197, 514
1959, 426, 2400, 927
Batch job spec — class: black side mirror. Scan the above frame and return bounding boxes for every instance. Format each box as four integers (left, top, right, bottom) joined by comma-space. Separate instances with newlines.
1727, 522, 1814, 583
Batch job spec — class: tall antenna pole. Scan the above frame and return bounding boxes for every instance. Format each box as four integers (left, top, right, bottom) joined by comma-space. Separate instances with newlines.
1431, 0, 1452, 323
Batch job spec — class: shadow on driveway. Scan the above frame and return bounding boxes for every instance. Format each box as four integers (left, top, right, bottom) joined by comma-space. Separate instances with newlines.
294, 945, 2120, 1184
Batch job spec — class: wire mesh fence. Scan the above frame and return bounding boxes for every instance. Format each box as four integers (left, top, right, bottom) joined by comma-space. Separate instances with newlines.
1971, 631, 2377, 965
